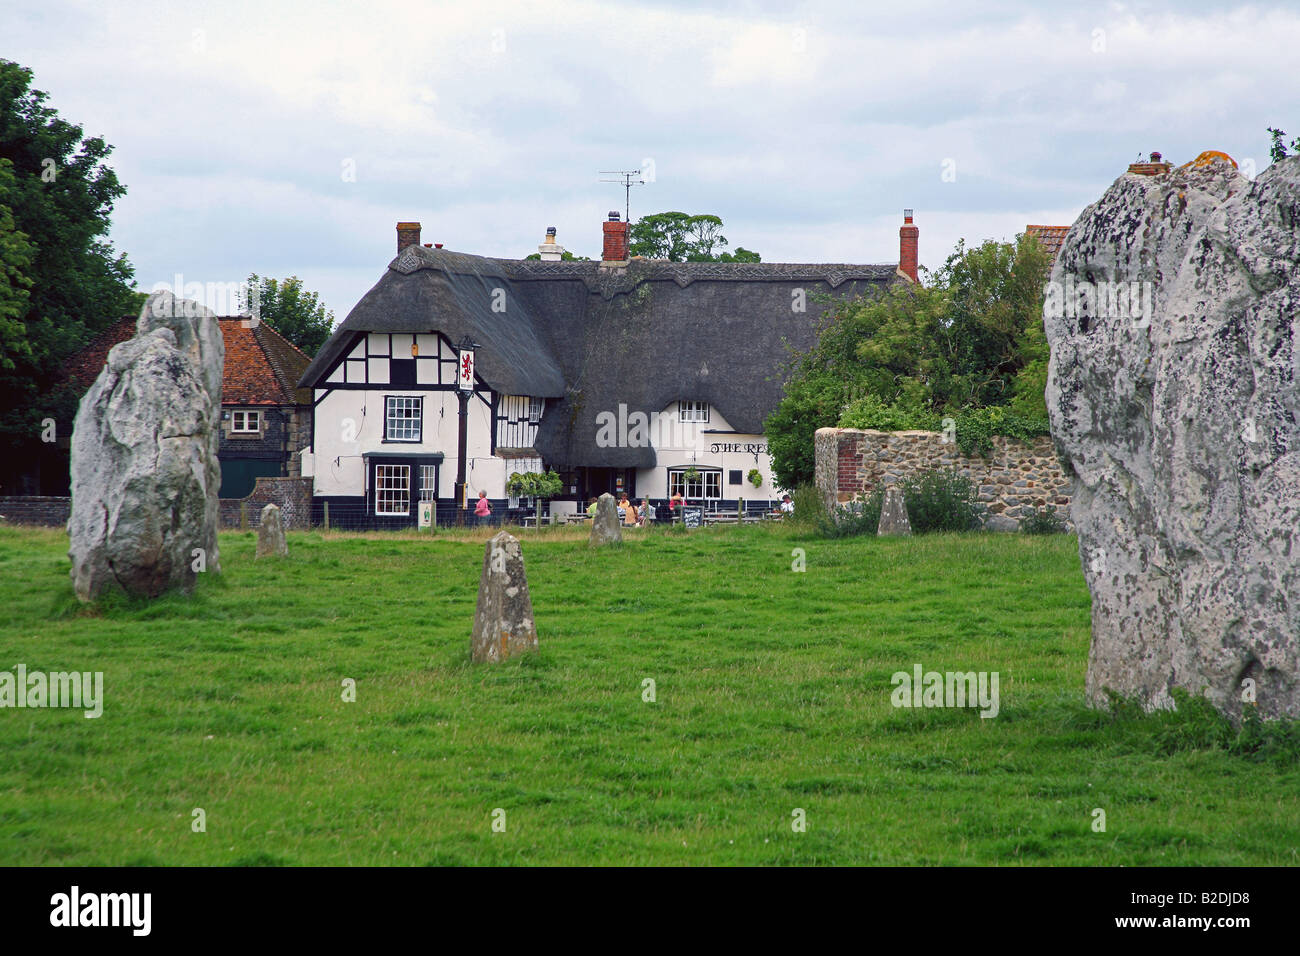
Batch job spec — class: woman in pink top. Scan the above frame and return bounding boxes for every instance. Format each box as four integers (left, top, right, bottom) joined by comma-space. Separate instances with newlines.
474, 491, 492, 526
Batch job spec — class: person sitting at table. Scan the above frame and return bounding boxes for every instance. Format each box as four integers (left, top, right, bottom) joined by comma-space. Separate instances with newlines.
638, 498, 655, 527
619, 494, 637, 526
669, 491, 685, 518
780, 494, 795, 515
586, 497, 599, 517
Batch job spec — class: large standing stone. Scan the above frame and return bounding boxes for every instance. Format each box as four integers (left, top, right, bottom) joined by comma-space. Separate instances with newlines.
1046, 152, 1300, 719
471, 531, 539, 663
877, 486, 912, 536
256, 503, 288, 558
68, 292, 224, 601
588, 492, 622, 546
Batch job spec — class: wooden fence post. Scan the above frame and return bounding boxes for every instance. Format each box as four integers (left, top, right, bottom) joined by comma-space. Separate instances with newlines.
239, 501, 248, 530
323, 500, 330, 531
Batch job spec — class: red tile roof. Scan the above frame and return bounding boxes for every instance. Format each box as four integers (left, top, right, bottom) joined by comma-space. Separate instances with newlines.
1026, 224, 1071, 268
63, 316, 312, 407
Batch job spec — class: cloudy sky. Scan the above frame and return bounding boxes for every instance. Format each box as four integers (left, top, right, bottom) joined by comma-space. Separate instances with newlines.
7, 0, 1299, 322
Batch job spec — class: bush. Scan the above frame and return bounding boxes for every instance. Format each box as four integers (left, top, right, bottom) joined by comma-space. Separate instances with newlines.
787, 484, 827, 527
821, 488, 883, 538
1020, 505, 1067, 535
899, 469, 983, 533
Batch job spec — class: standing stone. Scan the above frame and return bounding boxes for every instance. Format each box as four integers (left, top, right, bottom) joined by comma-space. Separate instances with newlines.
1046, 152, 1300, 719
471, 531, 539, 663
256, 503, 288, 558
588, 492, 622, 546
68, 292, 224, 601
877, 485, 912, 536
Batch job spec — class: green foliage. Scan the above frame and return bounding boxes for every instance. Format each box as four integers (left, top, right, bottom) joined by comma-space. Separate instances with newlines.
784, 483, 826, 528
838, 394, 941, 432
899, 469, 983, 533
952, 405, 1050, 456
506, 470, 563, 499
628, 211, 760, 262
0, 161, 34, 371
820, 488, 883, 538
240, 274, 335, 356
1020, 505, 1067, 535
747, 468, 762, 488
766, 233, 1052, 487
1267, 126, 1300, 163
0, 59, 138, 454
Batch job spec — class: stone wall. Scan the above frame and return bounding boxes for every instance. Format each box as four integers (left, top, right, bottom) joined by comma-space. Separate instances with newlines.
814, 428, 1073, 530
218, 477, 312, 529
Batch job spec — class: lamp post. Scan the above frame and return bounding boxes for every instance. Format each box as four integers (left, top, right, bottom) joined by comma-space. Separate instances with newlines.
454, 335, 479, 524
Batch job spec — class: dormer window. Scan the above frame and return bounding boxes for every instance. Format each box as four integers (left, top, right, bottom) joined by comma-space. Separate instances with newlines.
678, 400, 709, 423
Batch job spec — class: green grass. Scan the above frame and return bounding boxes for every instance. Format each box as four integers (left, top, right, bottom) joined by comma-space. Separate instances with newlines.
0, 522, 1295, 866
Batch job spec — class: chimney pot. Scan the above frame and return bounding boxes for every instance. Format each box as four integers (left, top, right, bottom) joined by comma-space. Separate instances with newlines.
434, 243, 443, 249
1150, 151, 1162, 162
608, 211, 620, 221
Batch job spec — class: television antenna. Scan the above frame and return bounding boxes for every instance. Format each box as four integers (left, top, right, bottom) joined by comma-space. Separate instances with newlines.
599, 170, 645, 222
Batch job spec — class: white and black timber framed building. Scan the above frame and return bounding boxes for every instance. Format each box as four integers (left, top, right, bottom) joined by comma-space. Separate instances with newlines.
297, 212, 920, 527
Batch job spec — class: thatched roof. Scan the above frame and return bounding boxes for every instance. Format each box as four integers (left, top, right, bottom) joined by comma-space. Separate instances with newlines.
301, 244, 899, 468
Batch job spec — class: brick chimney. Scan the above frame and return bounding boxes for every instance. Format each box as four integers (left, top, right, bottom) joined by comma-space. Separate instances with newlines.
538, 226, 566, 262
899, 209, 919, 283
602, 211, 629, 264
397, 222, 421, 254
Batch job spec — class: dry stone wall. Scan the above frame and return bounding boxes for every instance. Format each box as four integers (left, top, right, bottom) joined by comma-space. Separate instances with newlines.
814, 428, 1072, 530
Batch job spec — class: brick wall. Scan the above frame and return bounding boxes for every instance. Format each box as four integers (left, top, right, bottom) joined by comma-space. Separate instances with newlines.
0, 496, 71, 526
814, 427, 1073, 531
219, 477, 312, 529
2, 477, 312, 530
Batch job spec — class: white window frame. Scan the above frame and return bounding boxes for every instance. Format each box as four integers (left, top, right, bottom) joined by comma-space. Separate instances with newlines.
375, 464, 411, 515
528, 397, 543, 424
678, 400, 709, 423
419, 464, 438, 502
231, 409, 261, 434
385, 395, 422, 442
668, 467, 721, 500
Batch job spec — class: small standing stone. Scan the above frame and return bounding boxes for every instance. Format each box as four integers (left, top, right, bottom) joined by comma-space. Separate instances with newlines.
588, 492, 622, 546
256, 503, 288, 558
471, 531, 539, 663
877, 485, 912, 536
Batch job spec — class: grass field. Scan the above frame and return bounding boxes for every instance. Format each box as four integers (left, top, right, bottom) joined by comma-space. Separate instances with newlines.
1, 522, 1296, 866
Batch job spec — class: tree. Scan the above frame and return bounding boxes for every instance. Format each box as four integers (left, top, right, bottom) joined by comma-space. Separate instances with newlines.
764, 232, 1051, 488
240, 274, 335, 356
0, 59, 138, 490
629, 211, 761, 262
1267, 126, 1300, 163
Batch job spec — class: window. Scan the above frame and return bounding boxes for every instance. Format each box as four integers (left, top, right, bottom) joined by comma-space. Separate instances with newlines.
231, 410, 261, 433
678, 400, 709, 423
528, 397, 543, 424
668, 468, 721, 499
375, 464, 411, 515
728, 469, 742, 485
420, 464, 438, 501
385, 396, 422, 442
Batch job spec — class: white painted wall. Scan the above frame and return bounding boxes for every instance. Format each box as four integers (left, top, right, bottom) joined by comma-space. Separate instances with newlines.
310, 385, 503, 503
633, 402, 779, 500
